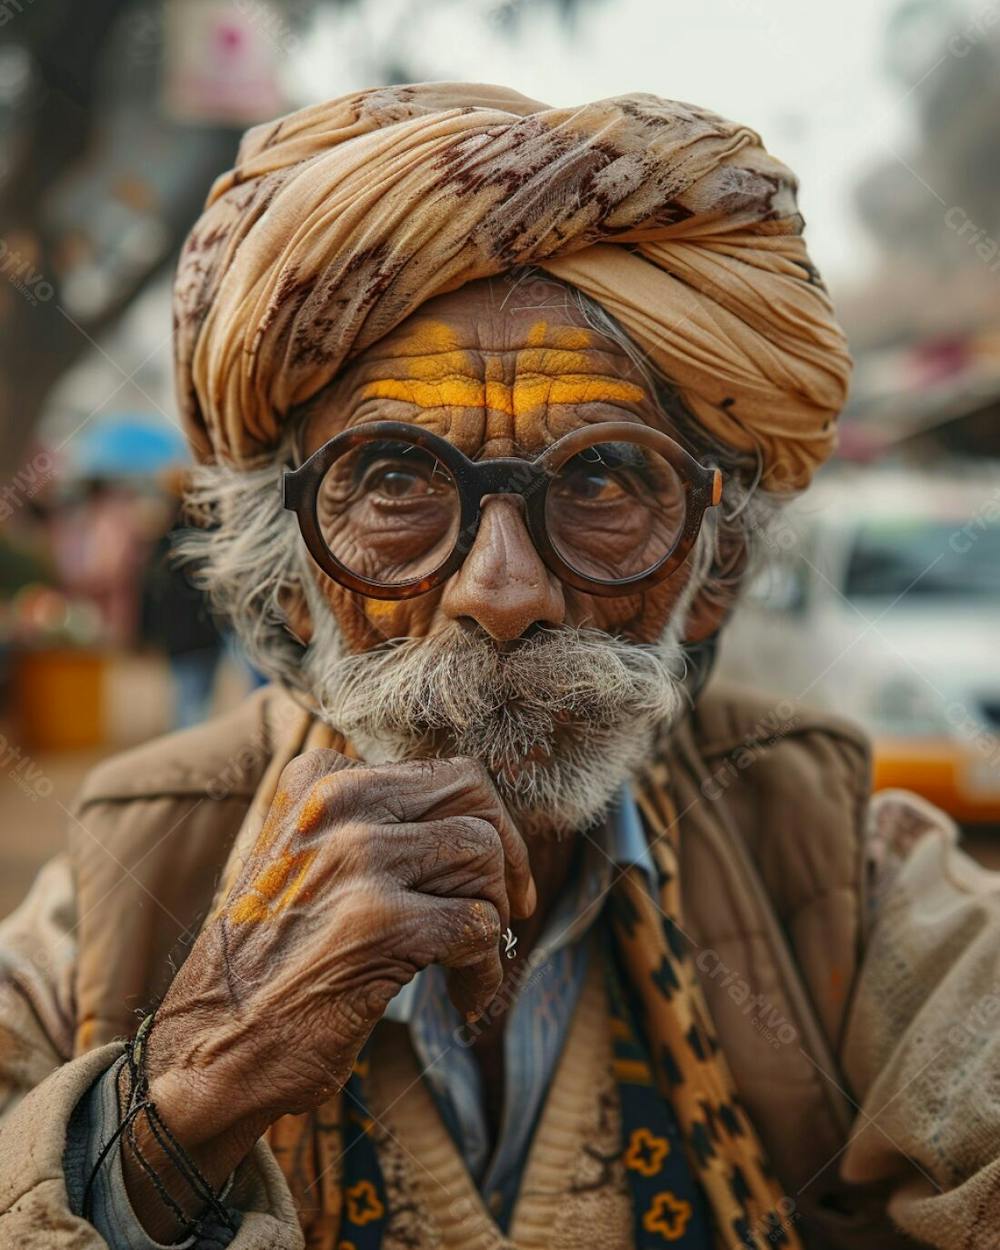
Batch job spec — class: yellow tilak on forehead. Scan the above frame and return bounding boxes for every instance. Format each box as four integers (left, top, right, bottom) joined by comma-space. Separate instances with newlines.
361, 319, 645, 415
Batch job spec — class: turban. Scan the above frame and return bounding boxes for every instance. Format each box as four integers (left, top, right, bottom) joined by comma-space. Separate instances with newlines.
173, 83, 851, 492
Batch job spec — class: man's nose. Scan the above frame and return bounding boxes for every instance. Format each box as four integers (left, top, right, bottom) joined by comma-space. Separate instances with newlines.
440, 495, 566, 641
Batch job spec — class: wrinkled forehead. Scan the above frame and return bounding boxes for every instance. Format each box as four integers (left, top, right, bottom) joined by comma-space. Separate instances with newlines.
300, 278, 666, 460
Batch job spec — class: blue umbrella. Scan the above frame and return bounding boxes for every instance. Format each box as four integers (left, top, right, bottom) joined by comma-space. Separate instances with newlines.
72, 416, 189, 477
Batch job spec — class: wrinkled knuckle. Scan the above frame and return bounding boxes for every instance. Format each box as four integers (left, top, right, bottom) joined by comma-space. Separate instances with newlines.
334, 766, 411, 824
465, 901, 501, 949
277, 752, 314, 791
449, 815, 502, 859
308, 746, 347, 768
321, 766, 378, 822
333, 989, 378, 1037
411, 918, 449, 966
278, 747, 342, 793
441, 753, 488, 786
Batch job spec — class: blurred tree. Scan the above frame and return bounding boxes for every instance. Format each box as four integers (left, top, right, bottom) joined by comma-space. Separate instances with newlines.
0, 0, 247, 475
0, 0, 599, 476
0, 0, 130, 474
850, 0, 1000, 348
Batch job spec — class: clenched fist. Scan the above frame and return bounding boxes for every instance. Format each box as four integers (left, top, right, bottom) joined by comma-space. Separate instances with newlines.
123, 749, 536, 1239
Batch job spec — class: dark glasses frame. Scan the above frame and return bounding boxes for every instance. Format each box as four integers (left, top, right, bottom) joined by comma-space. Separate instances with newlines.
282, 419, 722, 600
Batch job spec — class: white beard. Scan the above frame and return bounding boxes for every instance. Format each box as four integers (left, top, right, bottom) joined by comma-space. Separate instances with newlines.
299, 577, 696, 840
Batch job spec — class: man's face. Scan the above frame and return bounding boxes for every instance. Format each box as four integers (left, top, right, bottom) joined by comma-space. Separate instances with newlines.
292, 277, 711, 837
300, 277, 697, 648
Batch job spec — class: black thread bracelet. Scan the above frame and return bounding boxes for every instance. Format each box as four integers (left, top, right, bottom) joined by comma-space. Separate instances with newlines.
124, 1111, 204, 1238
82, 1012, 237, 1239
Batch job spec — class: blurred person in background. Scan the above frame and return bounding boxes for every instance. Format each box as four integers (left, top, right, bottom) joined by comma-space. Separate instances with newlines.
49, 478, 146, 648
0, 85, 993, 1250
140, 468, 224, 730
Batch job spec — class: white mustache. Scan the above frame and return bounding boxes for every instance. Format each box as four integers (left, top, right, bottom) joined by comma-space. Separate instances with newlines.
306, 619, 687, 837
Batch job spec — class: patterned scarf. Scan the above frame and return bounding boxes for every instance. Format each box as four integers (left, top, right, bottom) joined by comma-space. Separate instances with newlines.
214, 704, 801, 1250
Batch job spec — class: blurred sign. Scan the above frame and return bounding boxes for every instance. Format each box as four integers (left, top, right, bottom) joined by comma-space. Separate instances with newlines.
164, 0, 293, 126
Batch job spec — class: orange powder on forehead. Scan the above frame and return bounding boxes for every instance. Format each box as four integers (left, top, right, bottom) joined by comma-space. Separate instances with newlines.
359, 319, 645, 417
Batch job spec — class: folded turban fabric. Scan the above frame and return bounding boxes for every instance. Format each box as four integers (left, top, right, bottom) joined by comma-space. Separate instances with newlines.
173, 82, 851, 492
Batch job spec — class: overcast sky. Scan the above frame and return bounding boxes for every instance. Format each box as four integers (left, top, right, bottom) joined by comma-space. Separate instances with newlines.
301, 0, 965, 294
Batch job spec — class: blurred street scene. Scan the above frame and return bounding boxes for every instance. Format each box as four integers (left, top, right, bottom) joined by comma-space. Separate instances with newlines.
2, 0, 999, 916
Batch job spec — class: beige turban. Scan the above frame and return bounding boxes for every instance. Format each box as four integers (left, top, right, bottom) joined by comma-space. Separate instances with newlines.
173, 83, 851, 492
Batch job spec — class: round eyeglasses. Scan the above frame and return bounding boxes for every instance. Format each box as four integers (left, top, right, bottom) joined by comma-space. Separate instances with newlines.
282, 420, 722, 600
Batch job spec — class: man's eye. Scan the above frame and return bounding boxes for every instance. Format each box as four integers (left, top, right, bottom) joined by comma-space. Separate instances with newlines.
364, 462, 439, 499
557, 469, 628, 502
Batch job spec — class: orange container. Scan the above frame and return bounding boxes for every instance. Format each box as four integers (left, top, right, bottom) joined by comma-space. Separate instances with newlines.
10, 647, 106, 750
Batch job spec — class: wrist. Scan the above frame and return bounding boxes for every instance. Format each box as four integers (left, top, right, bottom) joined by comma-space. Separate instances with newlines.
145, 1064, 274, 1159
117, 1064, 267, 1245
146, 1000, 361, 1132
142, 1007, 280, 1153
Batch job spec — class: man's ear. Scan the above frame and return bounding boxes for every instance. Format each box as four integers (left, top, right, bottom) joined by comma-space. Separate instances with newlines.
684, 586, 729, 643
278, 582, 314, 645
682, 528, 747, 644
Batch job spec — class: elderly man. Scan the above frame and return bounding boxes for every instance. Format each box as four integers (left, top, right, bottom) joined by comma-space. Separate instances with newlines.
0, 85, 996, 1250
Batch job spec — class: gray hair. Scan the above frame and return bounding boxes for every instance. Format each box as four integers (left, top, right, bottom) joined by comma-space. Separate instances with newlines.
175, 269, 789, 688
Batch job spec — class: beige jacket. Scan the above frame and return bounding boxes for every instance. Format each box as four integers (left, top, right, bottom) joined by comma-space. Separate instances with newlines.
0, 683, 997, 1249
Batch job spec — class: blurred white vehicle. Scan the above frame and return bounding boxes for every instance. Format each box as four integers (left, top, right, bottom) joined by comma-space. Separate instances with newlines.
714, 467, 1000, 823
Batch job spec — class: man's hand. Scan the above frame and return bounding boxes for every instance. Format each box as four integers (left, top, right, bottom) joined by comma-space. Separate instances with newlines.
122, 748, 535, 1239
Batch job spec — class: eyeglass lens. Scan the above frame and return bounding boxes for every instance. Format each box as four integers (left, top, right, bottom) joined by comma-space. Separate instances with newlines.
544, 441, 686, 581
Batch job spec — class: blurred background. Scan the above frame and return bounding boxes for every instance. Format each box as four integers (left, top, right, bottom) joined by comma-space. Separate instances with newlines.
1, 0, 998, 915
